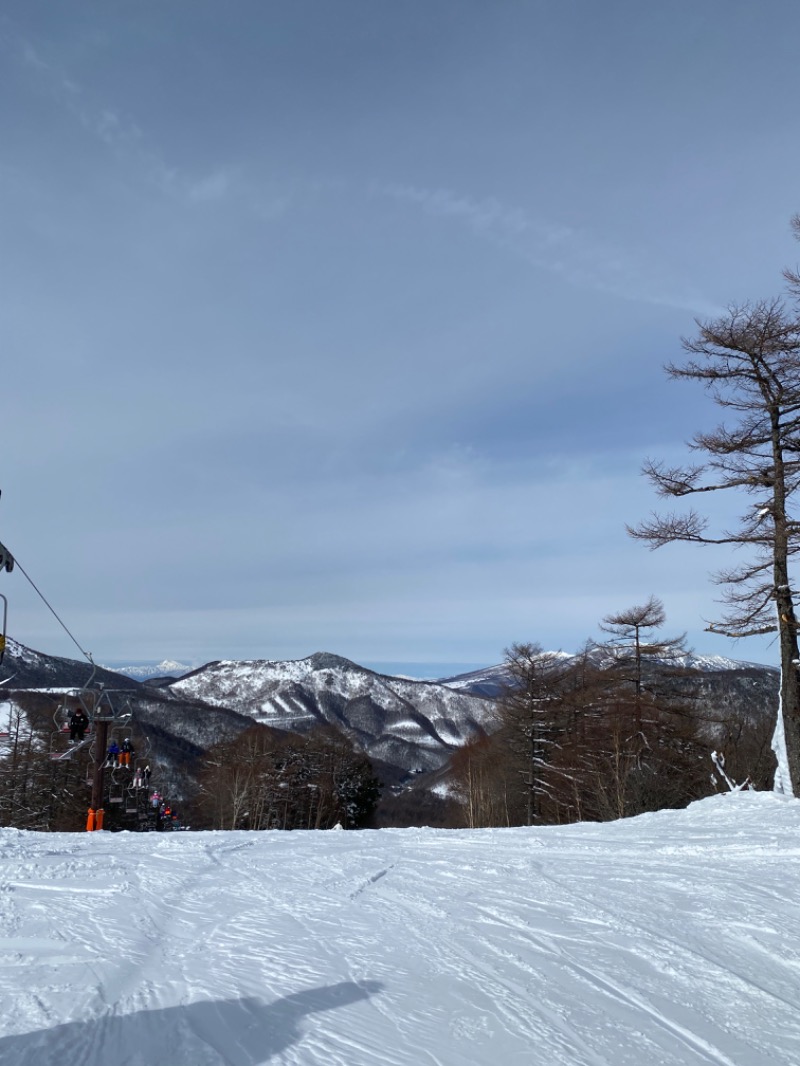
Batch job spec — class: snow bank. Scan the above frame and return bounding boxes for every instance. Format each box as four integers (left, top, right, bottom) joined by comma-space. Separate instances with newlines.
1, 793, 799, 1064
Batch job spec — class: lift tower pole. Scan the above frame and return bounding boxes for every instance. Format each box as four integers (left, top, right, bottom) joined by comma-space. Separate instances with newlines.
90, 697, 110, 821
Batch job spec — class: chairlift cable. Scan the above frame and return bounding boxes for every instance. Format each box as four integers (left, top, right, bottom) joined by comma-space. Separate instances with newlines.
10, 555, 93, 665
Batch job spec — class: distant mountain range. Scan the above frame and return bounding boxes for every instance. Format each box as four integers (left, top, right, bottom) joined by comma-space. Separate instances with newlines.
0, 641, 497, 780
100, 659, 196, 681
438, 651, 779, 698
0, 639, 781, 791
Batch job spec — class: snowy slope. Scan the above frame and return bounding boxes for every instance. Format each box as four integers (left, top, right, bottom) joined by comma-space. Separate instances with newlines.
1, 793, 800, 1065
677, 652, 780, 672
168, 652, 496, 772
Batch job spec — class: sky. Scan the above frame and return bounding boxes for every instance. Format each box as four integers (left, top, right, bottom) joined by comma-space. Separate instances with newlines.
2, 1, 800, 669
2, 793, 800, 1064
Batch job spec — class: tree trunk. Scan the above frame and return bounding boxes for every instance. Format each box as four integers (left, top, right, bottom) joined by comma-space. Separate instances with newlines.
772, 408, 800, 792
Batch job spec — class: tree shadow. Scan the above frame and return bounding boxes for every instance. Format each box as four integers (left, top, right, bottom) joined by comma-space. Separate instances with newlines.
0, 980, 384, 1066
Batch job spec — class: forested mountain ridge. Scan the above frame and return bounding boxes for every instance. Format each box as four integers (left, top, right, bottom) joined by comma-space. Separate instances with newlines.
0, 640, 778, 770
0, 643, 497, 791
439, 651, 778, 700
0, 638, 141, 690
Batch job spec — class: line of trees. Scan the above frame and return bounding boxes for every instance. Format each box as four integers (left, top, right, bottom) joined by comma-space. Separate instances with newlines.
194, 723, 382, 830
0, 693, 383, 832
0, 694, 91, 830
450, 598, 775, 828
0, 692, 172, 832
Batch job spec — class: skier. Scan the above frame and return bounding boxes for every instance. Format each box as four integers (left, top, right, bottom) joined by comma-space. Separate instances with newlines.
68, 707, 89, 742
106, 741, 120, 768
119, 738, 134, 768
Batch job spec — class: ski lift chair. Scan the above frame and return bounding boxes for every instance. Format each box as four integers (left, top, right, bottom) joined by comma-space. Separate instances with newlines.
107, 773, 124, 805
0, 536, 13, 668
0, 593, 7, 667
130, 734, 152, 780
53, 697, 72, 734
89, 688, 115, 723
50, 693, 93, 757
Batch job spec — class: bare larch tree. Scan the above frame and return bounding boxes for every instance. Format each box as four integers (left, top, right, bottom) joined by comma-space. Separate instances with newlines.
597, 595, 687, 728
628, 297, 800, 795
497, 642, 574, 825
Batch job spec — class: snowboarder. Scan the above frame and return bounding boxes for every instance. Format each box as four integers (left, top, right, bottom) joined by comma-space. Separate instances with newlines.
69, 708, 89, 742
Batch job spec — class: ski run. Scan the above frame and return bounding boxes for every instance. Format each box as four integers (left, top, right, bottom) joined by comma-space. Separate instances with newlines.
1, 792, 799, 1065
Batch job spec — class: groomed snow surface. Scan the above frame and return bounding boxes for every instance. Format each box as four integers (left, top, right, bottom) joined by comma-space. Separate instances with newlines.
1, 794, 799, 1065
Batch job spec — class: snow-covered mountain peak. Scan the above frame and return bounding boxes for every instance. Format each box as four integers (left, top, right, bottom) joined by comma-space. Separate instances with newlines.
306, 651, 369, 673
169, 651, 497, 772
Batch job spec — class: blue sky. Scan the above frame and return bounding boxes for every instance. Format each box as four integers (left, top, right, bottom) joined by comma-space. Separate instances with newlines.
2, 1, 800, 668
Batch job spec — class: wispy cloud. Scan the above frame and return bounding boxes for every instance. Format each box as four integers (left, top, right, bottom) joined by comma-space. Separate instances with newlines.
4, 26, 180, 194
2, 22, 290, 222
381, 183, 721, 317
187, 170, 236, 204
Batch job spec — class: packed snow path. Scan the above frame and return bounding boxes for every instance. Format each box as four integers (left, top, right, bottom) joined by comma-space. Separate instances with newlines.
1, 794, 800, 1065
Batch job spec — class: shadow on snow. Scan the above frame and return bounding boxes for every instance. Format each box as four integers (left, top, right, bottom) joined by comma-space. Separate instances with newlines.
0, 980, 384, 1066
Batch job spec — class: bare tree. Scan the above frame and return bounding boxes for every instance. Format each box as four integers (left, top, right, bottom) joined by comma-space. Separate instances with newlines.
782, 213, 800, 294
452, 625, 709, 826
494, 643, 581, 824
598, 596, 687, 728
449, 735, 512, 828
0, 695, 90, 830
195, 724, 380, 830
628, 295, 800, 795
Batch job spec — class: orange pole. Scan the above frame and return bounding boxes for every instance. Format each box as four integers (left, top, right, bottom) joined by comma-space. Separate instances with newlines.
86, 808, 96, 832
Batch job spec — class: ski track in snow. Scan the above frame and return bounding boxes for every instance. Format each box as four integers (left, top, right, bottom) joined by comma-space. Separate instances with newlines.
1, 794, 800, 1064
